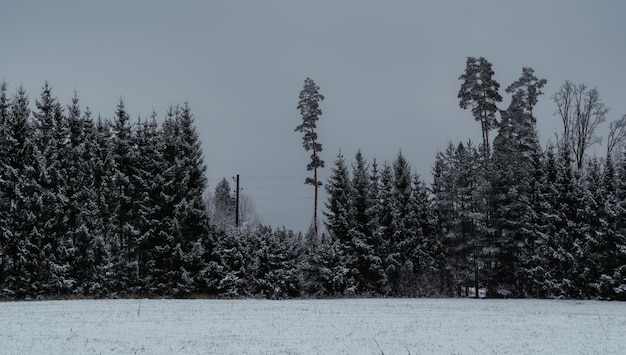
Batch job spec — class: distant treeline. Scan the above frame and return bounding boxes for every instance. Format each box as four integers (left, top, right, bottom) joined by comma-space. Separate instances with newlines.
1, 75, 625, 301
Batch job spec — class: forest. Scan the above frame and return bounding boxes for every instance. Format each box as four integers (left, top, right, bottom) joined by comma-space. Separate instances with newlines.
1, 57, 625, 300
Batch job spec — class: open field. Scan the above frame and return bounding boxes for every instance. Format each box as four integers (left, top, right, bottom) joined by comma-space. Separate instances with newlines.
1, 298, 625, 354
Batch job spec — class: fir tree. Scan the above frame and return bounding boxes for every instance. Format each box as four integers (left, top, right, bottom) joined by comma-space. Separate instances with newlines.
0, 81, 10, 289
1, 86, 39, 298
160, 103, 211, 295
211, 177, 236, 228
348, 150, 382, 294
387, 152, 415, 296
363, 159, 386, 294
64, 93, 107, 296
132, 113, 168, 294
324, 152, 352, 246
376, 163, 395, 295
31, 82, 72, 295
110, 98, 138, 293
324, 151, 357, 294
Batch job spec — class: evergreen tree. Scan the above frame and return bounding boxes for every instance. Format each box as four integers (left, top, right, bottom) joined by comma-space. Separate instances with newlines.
577, 157, 606, 298
30, 82, 72, 295
458, 57, 502, 153
546, 146, 580, 297
324, 151, 357, 294
505, 67, 547, 120
211, 177, 236, 228
295, 77, 325, 235
349, 150, 382, 294
376, 163, 395, 295
596, 153, 626, 299
486, 67, 546, 297
132, 113, 168, 294
109, 98, 138, 293
160, 103, 211, 295
431, 145, 456, 295
64, 93, 107, 296
612, 153, 626, 299
247, 226, 302, 299
1, 86, 39, 298
489, 99, 528, 297
533, 144, 561, 297
324, 152, 352, 246
92, 115, 116, 295
0, 81, 10, 288
410, 173, 442, 295
387, 152, 415, 296
432, 141, 483, 297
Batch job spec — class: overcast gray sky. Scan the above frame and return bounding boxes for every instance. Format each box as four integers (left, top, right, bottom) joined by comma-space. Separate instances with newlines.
2, 1, 625, 232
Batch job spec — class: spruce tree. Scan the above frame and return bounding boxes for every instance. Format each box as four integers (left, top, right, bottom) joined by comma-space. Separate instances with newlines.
211, 177, 236, 228
349, 150, 381, 294
596, 153, 626, 299
0, 81, 9, 289
386, 152, 415, 296
376, 163, 395, 295
431, 145, 456, 295
612, 153, 626, 299
2, 86, 39, 298
324, 152, 352, 246
410, 173, 441, 295
31, 82, 72, 295
361, 159, 387, 295
160, 103, 211, 295
64, 93, 107, 296
132, 113, 167, 294
110, 98, 139, 293
324, 151, 357, 294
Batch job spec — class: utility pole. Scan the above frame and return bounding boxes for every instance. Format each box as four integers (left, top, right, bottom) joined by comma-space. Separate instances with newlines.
235, 174, 240, 227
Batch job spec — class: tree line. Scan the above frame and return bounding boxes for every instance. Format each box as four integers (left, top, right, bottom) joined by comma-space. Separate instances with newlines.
315, 61, 626, 300
1, 60, 626, 300
0, 82, 215, 298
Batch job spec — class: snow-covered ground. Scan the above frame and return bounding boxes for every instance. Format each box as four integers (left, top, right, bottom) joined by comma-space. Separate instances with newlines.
1, 298, 625, 354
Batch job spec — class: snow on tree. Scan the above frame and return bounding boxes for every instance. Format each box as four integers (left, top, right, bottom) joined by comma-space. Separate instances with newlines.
324, 151, 358, 295
64, 92, 107, 296
1, 86, 40, 298
324, 152, 352, 246
432, 141, 484, 297
160, 103, 211, 296
349, 150, 382, 294
210, 177, 236, 228
109, 98, 138, 292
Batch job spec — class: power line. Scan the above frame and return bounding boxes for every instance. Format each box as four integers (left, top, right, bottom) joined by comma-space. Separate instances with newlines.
247, 196, 313, 200
240, 175, 307, 180
244, 187, 311, 191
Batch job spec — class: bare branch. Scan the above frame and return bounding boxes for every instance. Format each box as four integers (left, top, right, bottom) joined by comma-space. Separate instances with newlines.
552, 81, 607, 169
607, 114, 626, 157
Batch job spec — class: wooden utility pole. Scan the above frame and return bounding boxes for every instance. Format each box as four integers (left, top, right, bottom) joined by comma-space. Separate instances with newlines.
235, 174, 240, 227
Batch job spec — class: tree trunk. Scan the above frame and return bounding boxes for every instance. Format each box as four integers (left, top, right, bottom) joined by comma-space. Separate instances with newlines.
314, 165, 318, 235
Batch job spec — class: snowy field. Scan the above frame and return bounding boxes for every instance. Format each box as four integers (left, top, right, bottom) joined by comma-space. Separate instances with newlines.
1, 298, 625, 354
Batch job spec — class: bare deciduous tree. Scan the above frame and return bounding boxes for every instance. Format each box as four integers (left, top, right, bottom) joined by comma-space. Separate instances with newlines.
607, 114, 626, 159
552, 81, 608, 169
205, 186, 261, 228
